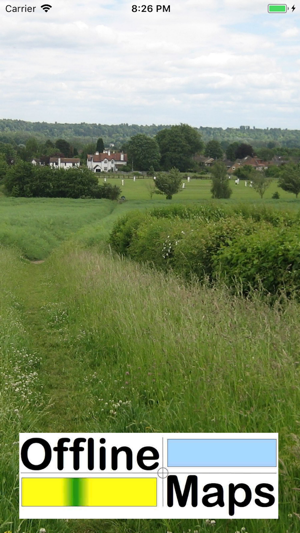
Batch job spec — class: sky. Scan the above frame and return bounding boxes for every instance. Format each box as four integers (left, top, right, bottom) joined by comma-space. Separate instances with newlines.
0, 0, 299, 128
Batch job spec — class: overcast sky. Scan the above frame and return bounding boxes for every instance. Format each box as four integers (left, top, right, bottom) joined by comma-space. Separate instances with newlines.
0, 0, 299, 128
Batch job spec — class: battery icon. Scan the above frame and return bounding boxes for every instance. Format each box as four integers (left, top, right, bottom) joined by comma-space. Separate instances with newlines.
268, 4, 287, 12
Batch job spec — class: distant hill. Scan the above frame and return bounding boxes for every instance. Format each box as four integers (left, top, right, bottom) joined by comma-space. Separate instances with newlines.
0, 119, 300, 148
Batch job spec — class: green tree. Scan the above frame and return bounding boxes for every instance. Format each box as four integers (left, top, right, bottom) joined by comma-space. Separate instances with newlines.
278, 164, 300, 198
233, 165, 254, 180
55, 139, 73, 157
96, 138, 104, 153
127, 134, 161, 171
252, 172, 272, 199
0, 142, 17, 164
226, 142, 240, 161
0, 154, 8, 183
256, 147, 274, 161
235, 143, 254, 159
96, 182, 121, 200
4, 163, 103, 199
205, 140, 223, 160
4, 161, 35, 196
155, 168, 182, 199
211, 162, 232, 199
156, 124, 203, 171
81, 142, 97, 163
25, 137, 39, 157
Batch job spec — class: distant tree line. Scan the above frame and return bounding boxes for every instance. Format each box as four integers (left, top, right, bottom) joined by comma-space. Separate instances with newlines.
1, 118, 300, 147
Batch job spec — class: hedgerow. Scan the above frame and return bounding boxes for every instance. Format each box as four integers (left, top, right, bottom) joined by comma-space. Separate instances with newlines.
109, 204, 300, 297
215, 227, 300, 296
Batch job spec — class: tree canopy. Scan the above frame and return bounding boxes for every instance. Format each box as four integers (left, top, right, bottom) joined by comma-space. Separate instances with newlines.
211, 162, 232, 199
226, 142, 240, 161
4, 162, 119, 199
156, 124, 203, 171
127, 134, 161, 171
278, 164, 300, 198
205, 140, 223, 160
235, 143, 254, 159
96, 138, 104, 153
154, 168, 182, 199
252, 172, 272, 199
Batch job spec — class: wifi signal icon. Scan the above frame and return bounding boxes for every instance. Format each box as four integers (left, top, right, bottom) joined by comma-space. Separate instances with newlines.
41, 4, 52, 12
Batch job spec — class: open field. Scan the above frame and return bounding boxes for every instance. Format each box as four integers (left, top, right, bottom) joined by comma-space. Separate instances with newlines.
0, 194, 299, 533
97, 176, 296, 202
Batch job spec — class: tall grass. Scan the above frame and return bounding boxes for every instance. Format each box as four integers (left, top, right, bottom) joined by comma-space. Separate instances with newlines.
36, 246, 300, 533
0, 198, 117, 260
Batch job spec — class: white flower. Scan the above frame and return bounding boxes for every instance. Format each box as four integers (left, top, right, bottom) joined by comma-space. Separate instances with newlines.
39, 529, 46, 533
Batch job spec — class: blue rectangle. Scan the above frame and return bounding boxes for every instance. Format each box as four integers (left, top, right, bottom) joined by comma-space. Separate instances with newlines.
167, 439, 277, 467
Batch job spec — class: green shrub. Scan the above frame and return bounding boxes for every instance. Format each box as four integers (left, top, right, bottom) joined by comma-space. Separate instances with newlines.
216, 227, 300, 296
97, 182, 121, 200
148, 204, 228, 221
108, 204, 300, 298
173, 217, 264, 281
128, 217, 192, 269
109, 211, 149, 255
231, 204, 297, 227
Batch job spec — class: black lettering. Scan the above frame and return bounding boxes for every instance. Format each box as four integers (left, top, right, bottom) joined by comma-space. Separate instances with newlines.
255, 484, 275, 507
6, 5, 12, 11
111, 446, 133, 471
202, 483, 225, 508
21, 438, 51, 470
70, 438, 86, 470
167, 475, 198, 507
99, 438, 106, 470
229, 483, 252, 516
137, 447, 159, 470
87, 438, 94, 470
53, 438, 70, 470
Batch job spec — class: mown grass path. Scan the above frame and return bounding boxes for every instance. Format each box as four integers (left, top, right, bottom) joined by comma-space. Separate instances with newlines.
18, 261, 92, 432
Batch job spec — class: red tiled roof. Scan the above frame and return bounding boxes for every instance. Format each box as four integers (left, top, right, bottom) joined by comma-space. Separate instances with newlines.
89, 153, 127, 163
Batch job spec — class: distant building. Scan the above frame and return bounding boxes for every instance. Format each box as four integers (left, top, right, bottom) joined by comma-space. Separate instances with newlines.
193, 155, 214, 167
49, 157, 80, 169
87, 151, 127, 172
227, 156, 273, 174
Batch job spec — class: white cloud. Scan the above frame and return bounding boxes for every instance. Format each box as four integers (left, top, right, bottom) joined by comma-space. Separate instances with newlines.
0, 0, 299, 127
281, 27, 300, 38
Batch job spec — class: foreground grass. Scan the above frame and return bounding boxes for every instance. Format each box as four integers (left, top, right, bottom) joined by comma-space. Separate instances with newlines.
1, 244, 299, 533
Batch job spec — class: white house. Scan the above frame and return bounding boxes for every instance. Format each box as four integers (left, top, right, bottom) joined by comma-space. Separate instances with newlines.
49, 157, 80, 169
87, 151, 127, 173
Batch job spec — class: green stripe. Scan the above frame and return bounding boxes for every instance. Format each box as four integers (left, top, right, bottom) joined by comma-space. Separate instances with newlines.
69, 478, 83, 506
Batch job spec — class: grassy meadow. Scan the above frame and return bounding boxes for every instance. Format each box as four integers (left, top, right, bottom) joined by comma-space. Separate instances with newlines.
96, 175, 296, 202
0, 181, 300, 533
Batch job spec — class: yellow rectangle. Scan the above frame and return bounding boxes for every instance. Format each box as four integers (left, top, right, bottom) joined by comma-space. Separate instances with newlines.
85, 478, 157, 506
22, 478, 68, 506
